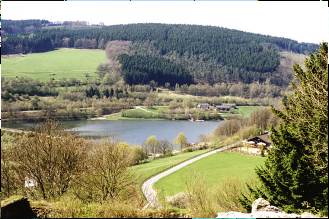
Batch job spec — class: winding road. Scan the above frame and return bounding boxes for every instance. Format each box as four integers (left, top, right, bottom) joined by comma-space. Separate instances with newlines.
142, 142, 241, 209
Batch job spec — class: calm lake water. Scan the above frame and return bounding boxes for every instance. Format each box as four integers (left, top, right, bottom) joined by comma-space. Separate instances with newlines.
2, 120, 222, 147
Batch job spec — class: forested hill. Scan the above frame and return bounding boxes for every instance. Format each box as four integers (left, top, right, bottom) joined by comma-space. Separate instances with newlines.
2, 20, 319, 85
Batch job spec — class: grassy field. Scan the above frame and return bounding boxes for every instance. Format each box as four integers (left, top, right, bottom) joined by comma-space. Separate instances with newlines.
105, 112, 137, 120
154, 152, 265, 196
130, 149, 210, 186
2, 48, 106, 81
106, 106, 169, 120
232, 105, 264, 118
122, 108, 161, 119
122, 106, 169, 119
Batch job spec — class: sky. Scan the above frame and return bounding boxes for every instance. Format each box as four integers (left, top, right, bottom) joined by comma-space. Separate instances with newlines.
2, 1, 328, 44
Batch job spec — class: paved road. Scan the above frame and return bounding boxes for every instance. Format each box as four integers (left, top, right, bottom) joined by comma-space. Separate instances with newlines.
142, 142, 241, 209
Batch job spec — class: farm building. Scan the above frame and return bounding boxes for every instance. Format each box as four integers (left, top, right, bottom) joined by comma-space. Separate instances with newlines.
231, 132, 272, 156
244, 133, 272, 148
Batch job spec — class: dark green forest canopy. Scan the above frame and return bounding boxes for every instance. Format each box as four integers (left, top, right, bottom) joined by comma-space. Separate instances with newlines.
118, 54, 193, 85
2, 20, 319, 85
2, 21, 317, 56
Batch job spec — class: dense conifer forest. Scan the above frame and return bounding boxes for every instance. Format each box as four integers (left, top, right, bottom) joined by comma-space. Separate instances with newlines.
2, 20, 318, 86
118, 54, 192, 85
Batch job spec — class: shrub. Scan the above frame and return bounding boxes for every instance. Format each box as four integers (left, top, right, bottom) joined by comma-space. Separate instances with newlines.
11, 120, 88, 200
1, 133, 20, 198
237, 125, 260, 140
166, 192, 189, 209
182, 147, 194, 153
131, 146, 148, 165
215, 119, 243, 137
248, 107, 277, 130
158, 140, 174, 155
39, 199, 183, 218
72, 140, 137, 203
185, 174, 216, 218
213, 177, 252, 212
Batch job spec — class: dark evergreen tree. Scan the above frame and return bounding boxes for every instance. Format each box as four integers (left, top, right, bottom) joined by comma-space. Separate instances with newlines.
240, 43, 328, 215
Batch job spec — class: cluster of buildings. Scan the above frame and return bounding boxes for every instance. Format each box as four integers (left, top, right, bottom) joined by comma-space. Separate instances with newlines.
196, 103, 238, 112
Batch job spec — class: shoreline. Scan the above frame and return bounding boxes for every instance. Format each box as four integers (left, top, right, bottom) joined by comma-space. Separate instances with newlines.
3, 104, 260, 122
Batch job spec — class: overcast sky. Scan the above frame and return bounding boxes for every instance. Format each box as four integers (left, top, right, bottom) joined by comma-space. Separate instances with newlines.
2, 1, 328, 44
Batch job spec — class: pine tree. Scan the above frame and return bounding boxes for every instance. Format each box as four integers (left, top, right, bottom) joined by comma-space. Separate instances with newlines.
240, 43, 328, 215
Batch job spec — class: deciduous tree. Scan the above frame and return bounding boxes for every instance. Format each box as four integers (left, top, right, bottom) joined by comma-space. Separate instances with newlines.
174, 132, 189, 150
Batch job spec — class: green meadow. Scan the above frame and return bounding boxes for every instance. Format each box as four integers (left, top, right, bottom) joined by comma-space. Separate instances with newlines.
154, 152, 265, 196
1, 48, 106, 81
232, 105, 264, 118
131, 149, 210, 186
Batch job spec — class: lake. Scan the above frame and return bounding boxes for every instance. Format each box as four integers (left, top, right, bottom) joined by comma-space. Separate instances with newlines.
2, 120, 222, 147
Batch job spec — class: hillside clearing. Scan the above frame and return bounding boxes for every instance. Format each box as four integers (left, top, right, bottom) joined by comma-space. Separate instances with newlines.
1, 48, 106, 81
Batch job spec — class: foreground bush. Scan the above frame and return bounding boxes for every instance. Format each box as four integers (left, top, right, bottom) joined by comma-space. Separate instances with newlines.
1, 132, 20, 198
185, 174, 216, 218
11, 120, 88, 200
166, 192, 189, 209
182, 174, 257, 217
213, 178, 255, 212
72, 140, 139, 203
32, 196, 184, 218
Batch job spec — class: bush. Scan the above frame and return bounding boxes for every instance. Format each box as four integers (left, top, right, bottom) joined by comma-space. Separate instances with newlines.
11, 120, 88, 200
237, 125, 260, 140
1, 132, 20, 198
182, 147, 194, 153
131, 146, 148, 165
166, 192, 189, 209
158, 139, 174, 155
214, 118, 243, 137
34, 198, 183, 218
248, 107, 277, 130
185, 174, 216, 218
213, 178, 252, 212
72, 140, 137, 203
